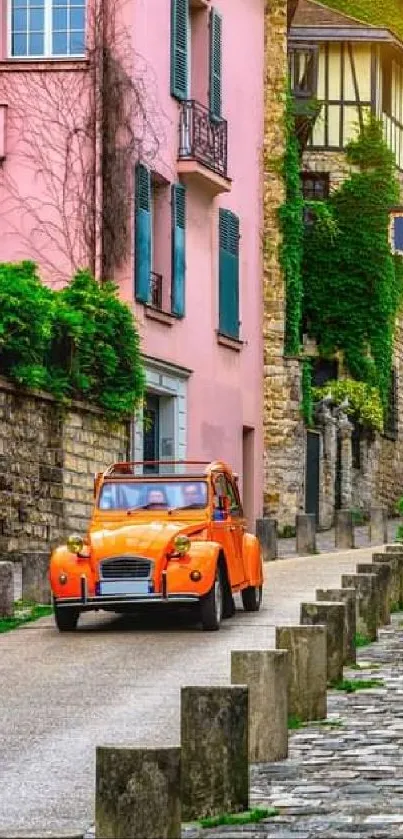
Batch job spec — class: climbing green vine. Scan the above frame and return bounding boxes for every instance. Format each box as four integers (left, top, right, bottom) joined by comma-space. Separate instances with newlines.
303, 115, 403, 415
279, 90, 304, 356
301, 361, 314, 426
312, 379, 384, 432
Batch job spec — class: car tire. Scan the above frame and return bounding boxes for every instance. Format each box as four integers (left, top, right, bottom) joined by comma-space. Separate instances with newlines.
241, 585, 262, 612
54, 604, 80, 632
222, 574, 236, 619
200, 566, 223, 631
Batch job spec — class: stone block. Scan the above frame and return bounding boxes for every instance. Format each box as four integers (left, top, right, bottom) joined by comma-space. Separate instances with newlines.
0, 561, 14, 617
231, 649, 288, 763
21, 552, 51, 604
369, 507, 388, 545
95, 746, 181, 839
275, 625, 327, 722
372, 553, 400, 611
342, 574, 378, 642
357, 563, 391, 627
385, 546, 403, 606
181, 686, 248, 821
296, 514, 316, 555
316, 588, 356, 666
256, 517, 278, 561
300, 602, 344, 685
335, 510, 354, 549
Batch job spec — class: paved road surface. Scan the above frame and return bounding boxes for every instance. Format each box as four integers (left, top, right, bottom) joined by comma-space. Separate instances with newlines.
0, 545, 382, 838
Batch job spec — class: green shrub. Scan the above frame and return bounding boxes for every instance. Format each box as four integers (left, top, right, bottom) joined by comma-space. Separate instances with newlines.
0, 263, 144, 419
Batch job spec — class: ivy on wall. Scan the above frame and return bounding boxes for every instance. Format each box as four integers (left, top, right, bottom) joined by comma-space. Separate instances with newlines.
0, 262, 145, 419
301, 360, 314, 426
303, 115, 403, 416
279, 91, 304, 356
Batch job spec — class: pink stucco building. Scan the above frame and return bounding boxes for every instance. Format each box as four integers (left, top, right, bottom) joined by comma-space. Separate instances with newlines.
0, 0, 264, 524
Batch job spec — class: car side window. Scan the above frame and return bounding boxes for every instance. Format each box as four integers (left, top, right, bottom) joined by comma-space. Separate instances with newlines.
212, 473, 230, 519
224, 476, 243, 518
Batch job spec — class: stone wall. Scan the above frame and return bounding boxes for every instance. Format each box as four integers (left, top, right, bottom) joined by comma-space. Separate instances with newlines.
0, 377, 129, 559
263, 0, 305, 527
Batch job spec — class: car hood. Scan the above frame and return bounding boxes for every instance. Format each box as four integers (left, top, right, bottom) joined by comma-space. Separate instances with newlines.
89, 520, 207, 561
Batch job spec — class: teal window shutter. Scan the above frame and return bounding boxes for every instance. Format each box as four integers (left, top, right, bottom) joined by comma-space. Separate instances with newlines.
209, 8, 222, 118
219, 209, 239, 339
171, 0, 188, 101
171, 183, 186, 317
135, 164, 151, 303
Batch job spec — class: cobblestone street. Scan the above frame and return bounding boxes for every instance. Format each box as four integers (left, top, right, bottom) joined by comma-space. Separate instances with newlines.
185, 613, 403, 839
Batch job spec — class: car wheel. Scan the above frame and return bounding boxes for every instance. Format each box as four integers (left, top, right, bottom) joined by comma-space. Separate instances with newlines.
222, 574, 236, 619
241, 585, 262, 612
200, 566, 223, 631
54, 604, 80, 632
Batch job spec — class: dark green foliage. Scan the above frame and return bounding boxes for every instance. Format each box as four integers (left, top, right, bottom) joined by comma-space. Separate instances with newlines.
199, 808, 279, 828
0, 262, 53, 390
0, 264, 144, 419
331, 678, 384, 693
279, 91, 304, 355
0, 602, 53, 634
303, 116, 403, 411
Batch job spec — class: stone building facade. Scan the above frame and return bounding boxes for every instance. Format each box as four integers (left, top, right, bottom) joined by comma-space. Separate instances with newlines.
292, 0, 403, 524
263, 0, 306, 528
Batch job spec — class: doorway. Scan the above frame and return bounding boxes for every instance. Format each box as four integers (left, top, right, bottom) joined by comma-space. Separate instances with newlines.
242, 427, 255, 529
305, 430, 320, 525
143, 395, 160, 473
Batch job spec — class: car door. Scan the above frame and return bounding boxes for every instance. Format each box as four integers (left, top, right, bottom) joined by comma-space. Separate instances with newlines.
224, 474, 247, 583
210, 472, 245, 587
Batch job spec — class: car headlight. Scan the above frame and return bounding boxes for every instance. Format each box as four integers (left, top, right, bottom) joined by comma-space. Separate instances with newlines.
67, 534, 84, 554
173, 535, 191, 556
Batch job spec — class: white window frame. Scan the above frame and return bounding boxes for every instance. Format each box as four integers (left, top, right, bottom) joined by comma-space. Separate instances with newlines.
8, 0, 86, 60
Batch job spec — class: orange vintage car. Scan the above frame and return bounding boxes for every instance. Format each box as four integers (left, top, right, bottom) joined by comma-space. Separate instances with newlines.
49, 460, 263, 632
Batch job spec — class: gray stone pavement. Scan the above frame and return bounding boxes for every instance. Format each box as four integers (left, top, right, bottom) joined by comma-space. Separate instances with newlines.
185, 614, 403, 839
278, 520, 400, 559
0, 543, 397, 837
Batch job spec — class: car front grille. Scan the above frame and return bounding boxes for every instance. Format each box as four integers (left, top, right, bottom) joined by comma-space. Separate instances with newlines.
100, 556, 153, 580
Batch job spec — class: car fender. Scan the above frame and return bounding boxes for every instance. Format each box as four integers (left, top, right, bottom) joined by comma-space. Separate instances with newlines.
166, 540, 222, 597
49, 545, 93, 599
242, 533, 263, 587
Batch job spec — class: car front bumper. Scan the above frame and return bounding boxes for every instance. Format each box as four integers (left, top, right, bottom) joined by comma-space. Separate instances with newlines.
53, 593, 200, 610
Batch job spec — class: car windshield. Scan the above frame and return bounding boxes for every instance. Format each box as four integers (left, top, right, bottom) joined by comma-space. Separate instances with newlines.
98, 480, 208, 512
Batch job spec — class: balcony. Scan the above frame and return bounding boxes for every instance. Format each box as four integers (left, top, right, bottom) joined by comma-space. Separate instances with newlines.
288, 44, 321, 151
177, 100, 231, 196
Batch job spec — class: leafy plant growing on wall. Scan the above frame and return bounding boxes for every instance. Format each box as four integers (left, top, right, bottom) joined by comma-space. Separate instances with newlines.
0, 262, 144, 419
279, 91, 304, 356
303, 115, 403, 419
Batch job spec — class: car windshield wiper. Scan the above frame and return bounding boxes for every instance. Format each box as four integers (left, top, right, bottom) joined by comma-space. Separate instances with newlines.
168, 503, 204, 514
127, 503, 166, 514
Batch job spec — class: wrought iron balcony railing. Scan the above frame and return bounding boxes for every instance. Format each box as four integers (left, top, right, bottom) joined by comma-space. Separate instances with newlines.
288, 45, 319, 101
149, 271, 163, 311
178, 100, 228, 179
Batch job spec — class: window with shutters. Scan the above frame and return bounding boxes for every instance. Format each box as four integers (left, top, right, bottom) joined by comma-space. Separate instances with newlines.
209, 8, 222, 118
218, 209, 240, 340
171, 0, 189, 101
171, 183, 186, 317
135, 164, 152, 305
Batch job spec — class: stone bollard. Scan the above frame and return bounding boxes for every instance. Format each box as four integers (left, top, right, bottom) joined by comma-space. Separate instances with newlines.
181, 686, 248, 821
0, 561, 14, 618
300, 602, 345, 685
21, 552, 51, 604
95, 746, 181, 839
316, 588, 356, 666
275, 625, 327, 722
296, 514, 317, 556
372, 553, 400, 611
342, 573, 378, 642
357, 563, 391, 627
385, 546, 403, 607
256, 518, 278, 562
231, 650, 288, 763
335, 510, 354, 549
369, 507, 388, 545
